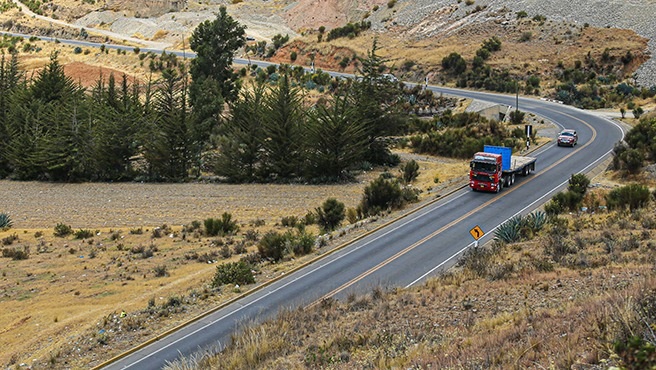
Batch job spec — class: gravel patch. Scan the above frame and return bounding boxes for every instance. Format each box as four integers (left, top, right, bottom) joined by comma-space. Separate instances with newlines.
56, 0, 656, 86
1, 180, 366, 229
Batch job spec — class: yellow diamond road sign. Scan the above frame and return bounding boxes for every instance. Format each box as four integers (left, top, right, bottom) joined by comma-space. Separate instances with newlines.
469, 225, 484, 240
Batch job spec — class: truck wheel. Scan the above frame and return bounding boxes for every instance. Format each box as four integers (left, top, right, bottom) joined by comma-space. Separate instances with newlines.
511, 173, 515, 185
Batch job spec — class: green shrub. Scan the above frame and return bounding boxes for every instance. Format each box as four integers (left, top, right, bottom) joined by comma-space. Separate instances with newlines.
291, 230, 315, 256
0, 213, 12, 229
509, 110, 525, 125
606, 184, 651, 211
346, 207, 358, 224
204, 213, 239, 236
2, 233, 18, 246
303, 211, 316, 225
257, 231, 288, 261
129, 227, 143, 235
568, 173, 590, 195
358, 175, 404, 216
401, 159, 420, 183
153, 265, 169, 277
316, 198, 345, 232
614, 336, 656, 369
212, 261, 255, 287
2, 246, 29, 260
548, 190, 583, 213
544, 199, 564, 216
54, 223, 73, 237
519, 32, 532, 42
281, 215, 298, 228
74, 229, 94, 239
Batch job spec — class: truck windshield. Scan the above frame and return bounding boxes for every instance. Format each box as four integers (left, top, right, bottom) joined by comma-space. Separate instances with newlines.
471, 161, 497, 173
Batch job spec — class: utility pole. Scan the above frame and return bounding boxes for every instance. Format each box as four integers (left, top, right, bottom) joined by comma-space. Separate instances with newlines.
516, 80, 519, 111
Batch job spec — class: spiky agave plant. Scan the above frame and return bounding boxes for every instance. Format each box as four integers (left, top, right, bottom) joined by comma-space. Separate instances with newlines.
494, 215, 523, 243
524, 211, 548, 232
0, 212, 12, 229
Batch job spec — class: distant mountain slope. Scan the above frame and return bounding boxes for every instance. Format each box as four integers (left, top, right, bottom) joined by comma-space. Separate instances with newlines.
2, 0, 654, 85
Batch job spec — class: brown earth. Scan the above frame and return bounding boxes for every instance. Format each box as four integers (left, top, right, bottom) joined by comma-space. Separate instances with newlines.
0, 154, 470, 368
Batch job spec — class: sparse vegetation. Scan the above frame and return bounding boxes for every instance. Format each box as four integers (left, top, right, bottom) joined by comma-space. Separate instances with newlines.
53, 223, 73, 237
168, 183, 656, 369
315, 198, 345, 232
204, 213, 239, 236
0, 212, 12, 230
212, 261, 255, 287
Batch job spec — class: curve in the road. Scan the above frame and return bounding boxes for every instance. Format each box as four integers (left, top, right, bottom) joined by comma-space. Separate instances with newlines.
100, 93, 625, 369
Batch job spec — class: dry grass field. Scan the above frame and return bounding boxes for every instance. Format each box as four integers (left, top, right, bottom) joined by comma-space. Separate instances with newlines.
0, 153, 469, 368
1, 2, 651, 368
165, 171, 656, 370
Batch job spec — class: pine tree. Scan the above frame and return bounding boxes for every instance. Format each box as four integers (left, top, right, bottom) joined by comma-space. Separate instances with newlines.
142, 68, 191, 180
189, 5, 246, 105
353, 40, 404, 165
0, 51, 23, 177
214, 82, 266, 182
5, 52, 83, 180
187, 75, 222, 177
89, 74, 143, 180
260, 74, 305, 180
305, 92, 368, 181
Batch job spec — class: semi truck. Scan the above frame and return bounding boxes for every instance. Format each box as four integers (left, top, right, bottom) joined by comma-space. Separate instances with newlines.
469, 145, 536, 193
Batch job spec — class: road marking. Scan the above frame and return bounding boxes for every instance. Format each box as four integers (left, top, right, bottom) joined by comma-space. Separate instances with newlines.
100, 96, 628, 369
309, 105, 627, 302
405, 108, 626, 288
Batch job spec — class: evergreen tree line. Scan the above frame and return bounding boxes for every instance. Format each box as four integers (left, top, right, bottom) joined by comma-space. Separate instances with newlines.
215, 51, 405, 183
0, 52, 204, 181
0, 44, 403, 183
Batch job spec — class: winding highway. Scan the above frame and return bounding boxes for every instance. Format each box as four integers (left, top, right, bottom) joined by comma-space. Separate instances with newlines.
1, 26, 624, 368
0, 2, 633, 366
98, 87, 625, 369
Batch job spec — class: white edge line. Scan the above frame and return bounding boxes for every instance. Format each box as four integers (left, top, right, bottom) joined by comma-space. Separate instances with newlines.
123, 114, 628, 368
120, 189, 471, 368
405, 116, 626, 288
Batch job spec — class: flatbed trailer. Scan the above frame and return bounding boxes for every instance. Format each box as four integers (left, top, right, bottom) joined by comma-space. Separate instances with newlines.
469, 145, 536, 192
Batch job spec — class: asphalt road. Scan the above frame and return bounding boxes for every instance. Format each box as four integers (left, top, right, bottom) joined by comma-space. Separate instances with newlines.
0, 30, 623, 368
100, 87, 624, 369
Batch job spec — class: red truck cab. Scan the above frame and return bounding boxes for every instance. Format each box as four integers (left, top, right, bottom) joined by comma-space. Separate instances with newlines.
470, 152, 503, 192
469, 145, 536, 193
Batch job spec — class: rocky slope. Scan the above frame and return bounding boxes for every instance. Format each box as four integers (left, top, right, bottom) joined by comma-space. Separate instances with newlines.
67, 0, 656, 86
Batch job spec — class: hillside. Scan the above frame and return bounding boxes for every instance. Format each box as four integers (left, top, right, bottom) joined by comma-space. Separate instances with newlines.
1, 1, 655, 369
0, 0, 654, 88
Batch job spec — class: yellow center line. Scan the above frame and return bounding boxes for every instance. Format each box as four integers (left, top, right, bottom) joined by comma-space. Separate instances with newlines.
306, 107, 598, 309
